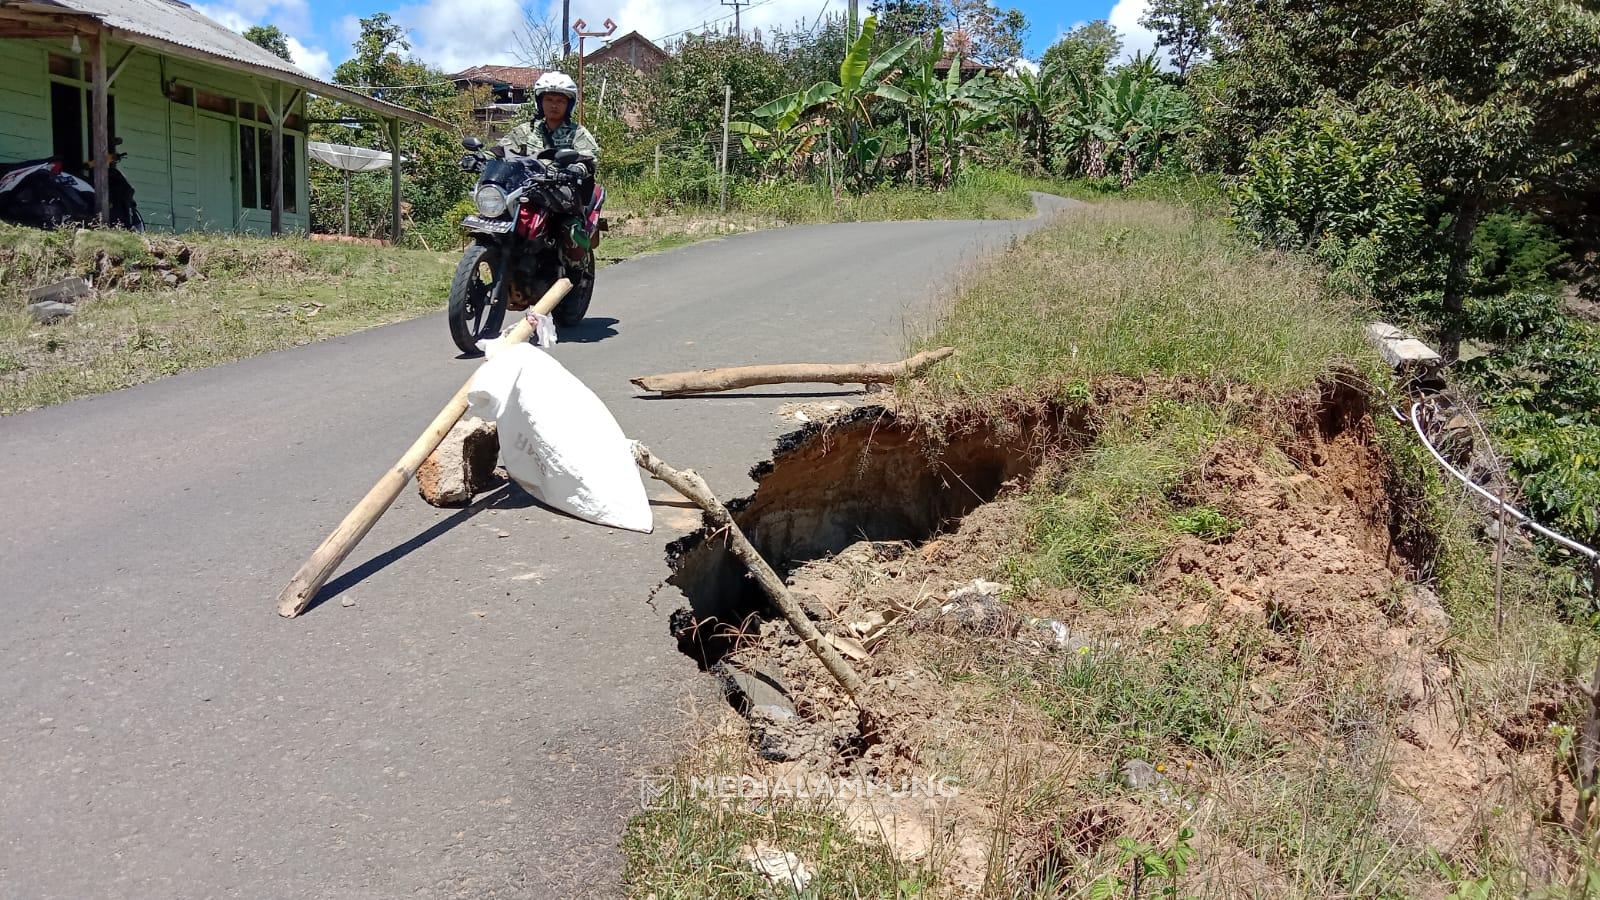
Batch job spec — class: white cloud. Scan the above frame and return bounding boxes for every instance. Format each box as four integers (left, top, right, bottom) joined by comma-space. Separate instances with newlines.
396, 0, 527, 72
192, 0, 336, 80
1107, 0, 1162, 65
286, 36, 334, 79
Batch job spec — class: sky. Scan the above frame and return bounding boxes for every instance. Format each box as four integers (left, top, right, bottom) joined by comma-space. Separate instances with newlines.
191, 0, 1159, 81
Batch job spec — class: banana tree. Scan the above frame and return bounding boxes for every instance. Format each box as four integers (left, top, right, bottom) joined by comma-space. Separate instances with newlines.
994, 62, 1065, 170
737, 15, 917, 188
729, 82, 836, 176
881, 46, 1000, 186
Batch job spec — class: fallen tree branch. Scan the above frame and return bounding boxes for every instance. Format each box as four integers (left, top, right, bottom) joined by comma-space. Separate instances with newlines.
632, 443, 871, 709
631, 347, 956, 396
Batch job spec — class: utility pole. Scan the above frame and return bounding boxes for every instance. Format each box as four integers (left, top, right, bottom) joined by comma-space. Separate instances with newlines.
562, 0, 571, 57
721, 0, 748, 38
570, 18, 617, 125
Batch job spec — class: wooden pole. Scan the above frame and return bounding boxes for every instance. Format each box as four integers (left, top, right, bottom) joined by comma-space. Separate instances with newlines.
276, 279, 572, 618
719, 84, 731, 215
88, 28, 109, 225
631, 347, 956, 396
632, 444, 871, 708
270, 81, 284, 236
388, 117, 403, 244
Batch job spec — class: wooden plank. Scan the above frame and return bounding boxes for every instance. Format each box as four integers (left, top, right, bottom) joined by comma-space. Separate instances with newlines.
270, 81, 283, 235
388, 117, 402, 243
88, 27, 109, 224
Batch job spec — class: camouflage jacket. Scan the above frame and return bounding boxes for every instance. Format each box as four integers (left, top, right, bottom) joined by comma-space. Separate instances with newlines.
498, 118, 600, 160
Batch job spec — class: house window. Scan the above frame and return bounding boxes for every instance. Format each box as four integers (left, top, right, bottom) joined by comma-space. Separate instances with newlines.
239, 122, 298, 214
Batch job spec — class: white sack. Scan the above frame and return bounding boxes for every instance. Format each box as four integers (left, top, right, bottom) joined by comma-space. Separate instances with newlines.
466, 341, 652, 533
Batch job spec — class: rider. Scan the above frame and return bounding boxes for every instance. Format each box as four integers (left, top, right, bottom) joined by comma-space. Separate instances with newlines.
499, 72, 600, 283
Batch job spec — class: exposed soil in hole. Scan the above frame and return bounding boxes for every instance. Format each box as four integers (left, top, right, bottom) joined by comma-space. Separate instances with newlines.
652, 382, 1582, 893
666, 404, 1084, 668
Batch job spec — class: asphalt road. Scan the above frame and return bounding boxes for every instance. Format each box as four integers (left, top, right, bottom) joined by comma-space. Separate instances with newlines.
0, 195, 1074, 899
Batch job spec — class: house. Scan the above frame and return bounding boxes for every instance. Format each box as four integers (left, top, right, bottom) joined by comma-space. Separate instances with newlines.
0, 0, 447, 239
582, 31, 668, 75
448, 64, 543, 139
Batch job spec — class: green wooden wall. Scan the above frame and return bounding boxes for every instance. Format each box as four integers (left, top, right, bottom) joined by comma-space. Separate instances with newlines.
0, 38, 310, 236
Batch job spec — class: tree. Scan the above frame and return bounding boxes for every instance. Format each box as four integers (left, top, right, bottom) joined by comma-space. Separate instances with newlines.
1139, 0, 1213, 77
1211, 0, 1600, 356
1042, 20, 1122, 78
244, 25, 293, 63
306, 14, 481, 242
873, 0, 944, 45
945, 0, 1028, 64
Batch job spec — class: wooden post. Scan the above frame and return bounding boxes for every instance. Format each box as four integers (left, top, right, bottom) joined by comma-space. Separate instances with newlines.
270, 81, 284, 236
632, 444, 871, 708
654, 142, 661, 179
88, 28, 109, 225
630, 347, 957, 396
276, 280, 573, 618
388, 117, 403, 244
718, 83, 731, 215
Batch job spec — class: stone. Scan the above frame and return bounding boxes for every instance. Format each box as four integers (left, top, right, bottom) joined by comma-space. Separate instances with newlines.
416, 417, 501, 507
1364, 322, 1442, 373
340, 597, 355, 608
26, 276, 92, 305
162, 272, 180, 287
181, 265, 201, 282
28, 300, 75, 324
1121, 759, 1163, 791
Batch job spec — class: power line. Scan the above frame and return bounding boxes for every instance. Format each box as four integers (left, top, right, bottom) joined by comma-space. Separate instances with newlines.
652, 0, 781, 44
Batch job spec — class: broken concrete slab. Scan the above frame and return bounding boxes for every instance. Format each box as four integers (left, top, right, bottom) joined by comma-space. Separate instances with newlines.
416, 416, 502, 507
1365, 322, 1442, 373
26, 276, 92, 305
28, 300, 76, 324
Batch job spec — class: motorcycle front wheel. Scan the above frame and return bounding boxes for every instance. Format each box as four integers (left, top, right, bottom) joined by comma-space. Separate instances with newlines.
554, 250, 595, 327
448, 241, 507, 354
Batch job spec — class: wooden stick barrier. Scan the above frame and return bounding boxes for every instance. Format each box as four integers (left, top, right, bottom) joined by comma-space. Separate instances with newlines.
632, 442, 872, 710
276, 279, 572, 618
630, 347, 956, 396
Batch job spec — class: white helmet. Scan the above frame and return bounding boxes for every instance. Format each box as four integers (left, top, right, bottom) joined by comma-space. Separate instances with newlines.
533, 71, 578, 103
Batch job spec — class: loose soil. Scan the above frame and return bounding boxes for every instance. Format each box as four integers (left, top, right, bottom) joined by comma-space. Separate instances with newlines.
655, 384, 1579, 894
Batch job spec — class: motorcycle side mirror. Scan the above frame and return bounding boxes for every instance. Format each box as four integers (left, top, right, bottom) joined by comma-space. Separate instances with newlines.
552, 148, 582, 167
462, 137, 483, 152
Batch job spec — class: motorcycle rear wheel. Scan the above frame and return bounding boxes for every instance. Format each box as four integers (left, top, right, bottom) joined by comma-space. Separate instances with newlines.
448, 241, 506, 354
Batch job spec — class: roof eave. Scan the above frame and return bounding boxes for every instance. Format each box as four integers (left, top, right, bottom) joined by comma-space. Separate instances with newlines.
100, 26, 453, 130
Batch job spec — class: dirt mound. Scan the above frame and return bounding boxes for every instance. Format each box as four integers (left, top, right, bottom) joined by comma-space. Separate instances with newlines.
658, 385, 1580, 892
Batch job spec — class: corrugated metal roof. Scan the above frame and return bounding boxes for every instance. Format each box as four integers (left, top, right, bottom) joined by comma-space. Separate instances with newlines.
39, 0, 313, 78
3, 0, 451, 129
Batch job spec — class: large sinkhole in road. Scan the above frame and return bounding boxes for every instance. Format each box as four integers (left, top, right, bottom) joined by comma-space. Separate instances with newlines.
664, 405, 1078, 668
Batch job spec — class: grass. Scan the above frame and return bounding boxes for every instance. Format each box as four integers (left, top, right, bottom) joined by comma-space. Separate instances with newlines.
911, 200, 1366, 403
0, 225, 456, 415
627, 184, 1600, 896
608, 168, 1070, 225
2, 169, 1074, 415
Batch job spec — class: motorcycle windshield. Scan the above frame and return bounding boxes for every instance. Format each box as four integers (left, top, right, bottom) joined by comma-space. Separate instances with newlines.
478, 157, 541, 188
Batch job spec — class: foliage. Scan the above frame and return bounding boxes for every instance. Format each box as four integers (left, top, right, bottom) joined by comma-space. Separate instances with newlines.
1139, 0, 1214, 77
1231, 99, 1433, 299
243, 25, 293, 62
1051, 56, 1196, 185
1087, 827, 1197, 899
640, 34, 793, 146
305, 14, 480, 243
1042, 20, 1122, 79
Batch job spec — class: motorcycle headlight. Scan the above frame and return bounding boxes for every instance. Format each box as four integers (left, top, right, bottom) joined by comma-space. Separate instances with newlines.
473, 185, 509, 218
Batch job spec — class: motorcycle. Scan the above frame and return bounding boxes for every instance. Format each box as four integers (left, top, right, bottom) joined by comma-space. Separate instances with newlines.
0, 138, 143, 231
447, 137, 606, 354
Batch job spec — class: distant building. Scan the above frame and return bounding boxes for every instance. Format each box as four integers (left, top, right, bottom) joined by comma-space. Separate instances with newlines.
449, 65, 544, 138
582, 31, 668, 75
